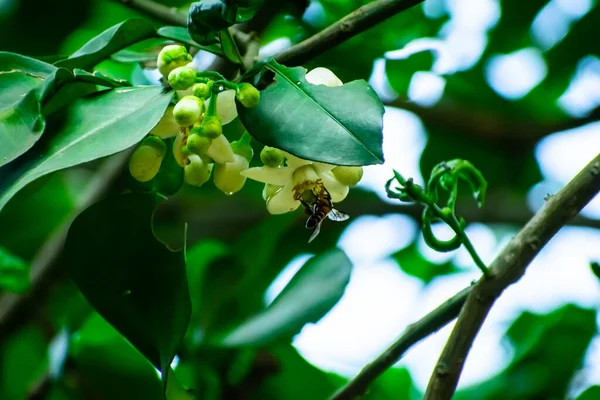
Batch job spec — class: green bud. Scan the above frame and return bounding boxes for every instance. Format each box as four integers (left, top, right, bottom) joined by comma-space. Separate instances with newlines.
201, 115, 222, 139
192, 82, 212, 99
173, 96, 205, 126
168, 66, 197, 90
213, 153, 249, 195
187, 133, 212, 155
184, 155, 213, 187
332, 166, 364, 186
231, 132, 253, 161
260, 146, 284, 167
157, 45, 192, 78
129, 137, 167, 182
235, 83, 260, 108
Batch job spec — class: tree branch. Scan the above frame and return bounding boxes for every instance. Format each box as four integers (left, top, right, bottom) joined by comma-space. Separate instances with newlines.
115, 0, 186, 26
275, 0, 425, 66
424, 152, 600, 400
330, 286, 472, 400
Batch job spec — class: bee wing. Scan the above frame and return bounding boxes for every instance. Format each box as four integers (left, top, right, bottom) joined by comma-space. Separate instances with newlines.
328, 209, 350, 222
308, 222, 322, 243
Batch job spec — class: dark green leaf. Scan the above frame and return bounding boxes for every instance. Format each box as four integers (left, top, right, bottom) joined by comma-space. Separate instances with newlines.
393, 244, 461, 284
55, 18, 156, 71
457, 304, 597, 400
187, 1, 236, 43
70, 313, 163, 400
0, 86, 173, 213
591, 261, 600, 280
218, 248, 352, 346
237, 60, 385, 166
0, 52, 67, 167
0, 246, 29, 293
157, 26, 223, 55
577, 386, 600, 400
66, 193, 191, 383
217, 28, 243, 65
73, 69, 132, 87
385, 49, 436, 94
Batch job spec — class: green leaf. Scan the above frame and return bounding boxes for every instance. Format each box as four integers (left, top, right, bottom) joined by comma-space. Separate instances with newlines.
73, 69, 132, 88
157, 26, 223, 56
70, 313, 163, 400
237, 60, 385, 166
111, 49, 158, 63
66, 193, 191, 384
385, 49, 436, 94
590, 261, 600, 280
0, 86, 173, 214
217, 248, 352, 346
0, 52, 67, 167
393, 244, 461, 284
577, 386, 600, 400
55, 18, 156, 71
217, 28, 243, 65
0, 246, 29, 293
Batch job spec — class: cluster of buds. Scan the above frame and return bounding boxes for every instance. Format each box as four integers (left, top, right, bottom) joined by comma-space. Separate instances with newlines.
128, 44, 260, 195
129, 44, 365, 223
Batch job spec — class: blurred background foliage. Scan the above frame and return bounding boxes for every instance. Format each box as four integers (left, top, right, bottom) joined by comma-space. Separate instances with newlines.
0, 0, 599, 399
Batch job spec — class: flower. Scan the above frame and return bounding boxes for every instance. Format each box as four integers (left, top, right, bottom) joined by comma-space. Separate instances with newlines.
241, 151, 351, 214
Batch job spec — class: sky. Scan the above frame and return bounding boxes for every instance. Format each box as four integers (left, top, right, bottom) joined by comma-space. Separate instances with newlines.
264, 0, 600, 397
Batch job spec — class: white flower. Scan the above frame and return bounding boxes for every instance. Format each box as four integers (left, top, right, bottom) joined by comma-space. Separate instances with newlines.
241, 152, 349, 214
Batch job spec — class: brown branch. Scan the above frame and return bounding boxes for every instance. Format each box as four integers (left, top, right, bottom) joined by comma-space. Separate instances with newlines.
275, 0, 425, 66
424, 152, 600, 400
330, 287, 472, 400
391, 98, 600, 146
116, 0, 186, 26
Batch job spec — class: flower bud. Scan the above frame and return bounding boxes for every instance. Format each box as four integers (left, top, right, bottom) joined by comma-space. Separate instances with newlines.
213, 153, 249, 195
305, 67, 343, 87
184, 154, 213, 187
260, 146, 284, 167
174, 96, 205, 126
151, 106, 180, 139
157, 45, 192, 78
192, 82, 212, 99
129, 137, 167, 182
187, 133, 212, 156
201, 115, 222, 139
206, 134, 234, 164
168, 66, 197, 90
332, 166, 363, 186
173, 129, 189, 167
235, 83, 260, 108
231, 134, 253, 162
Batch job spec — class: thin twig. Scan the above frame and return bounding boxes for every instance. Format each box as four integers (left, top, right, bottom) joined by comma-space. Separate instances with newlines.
330, 287, 472, 400
116, 0, 186, 26
424, 152, 600, 400
275, 0, 425, 66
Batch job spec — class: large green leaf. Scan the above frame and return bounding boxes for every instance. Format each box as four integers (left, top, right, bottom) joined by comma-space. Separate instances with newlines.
0, 246, 29, 293
65, 193, 191, 383
0, 52, 67, 167
156, 26, 223, 56
217, 248, 352, 346
0, 86, 173, 213
55, 18, 156, 71
237, 60, 385, 166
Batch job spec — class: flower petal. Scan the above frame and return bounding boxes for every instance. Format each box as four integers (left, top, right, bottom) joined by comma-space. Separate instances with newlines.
266, 183, 300, 214
313, 162, 335, 174
321, 172, 349, 202
282, 151, 312, 170
206, 134, 235, 164
241, 166, 292, 185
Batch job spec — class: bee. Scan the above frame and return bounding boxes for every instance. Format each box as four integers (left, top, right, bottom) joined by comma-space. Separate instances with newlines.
299, 181, 349, 243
